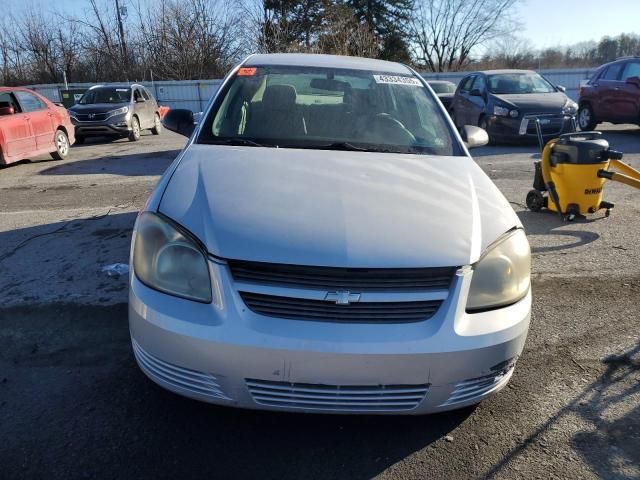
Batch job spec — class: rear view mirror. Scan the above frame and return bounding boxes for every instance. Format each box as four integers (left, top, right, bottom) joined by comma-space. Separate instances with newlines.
626, 76, 640, 88
0, 106, 14, 116
310, 78, 349, 92
462, 125, 489, 149
556, 85, 566, 92
163, 109, 195, 138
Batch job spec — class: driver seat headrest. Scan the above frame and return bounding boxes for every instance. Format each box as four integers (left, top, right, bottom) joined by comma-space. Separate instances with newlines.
262, 85, 297, 111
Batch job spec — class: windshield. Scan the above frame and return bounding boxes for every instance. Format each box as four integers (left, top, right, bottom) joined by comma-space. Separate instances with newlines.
429, 82, 456, 94
487, 73, 556, 94
199, 65, 461, 156
79, 87, 131, 104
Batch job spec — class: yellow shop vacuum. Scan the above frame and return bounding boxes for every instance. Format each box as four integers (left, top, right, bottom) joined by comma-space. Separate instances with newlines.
526, 130, 640, 221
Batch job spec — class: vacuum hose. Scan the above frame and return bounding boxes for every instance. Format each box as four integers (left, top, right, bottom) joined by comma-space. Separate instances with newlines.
540, 140, 564, 218
598, 169, 640, 190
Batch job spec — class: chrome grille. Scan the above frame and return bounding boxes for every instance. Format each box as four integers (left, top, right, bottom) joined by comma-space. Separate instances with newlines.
246, 378, 429, 412
75, 112, 108, 121
132, 339, 232, 401
240, 292, 442, 323
228, 260, 455, 291
525, 114, 565, 135
440, 369, 514, 407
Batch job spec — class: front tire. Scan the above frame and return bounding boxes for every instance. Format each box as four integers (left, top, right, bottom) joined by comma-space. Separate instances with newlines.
578, 103, 597, 131
128, 116, 141, 142
50, 129, 70, 160
151, 113, 162, 135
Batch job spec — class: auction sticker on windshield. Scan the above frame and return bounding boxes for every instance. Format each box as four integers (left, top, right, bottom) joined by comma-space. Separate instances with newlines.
373, 75, 422, 86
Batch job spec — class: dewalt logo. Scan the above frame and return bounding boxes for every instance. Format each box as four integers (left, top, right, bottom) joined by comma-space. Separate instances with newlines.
584, 187, 603, 195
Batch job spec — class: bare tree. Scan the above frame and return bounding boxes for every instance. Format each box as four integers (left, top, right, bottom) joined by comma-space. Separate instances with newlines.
411, 0, 520, 72
318, 5, 379, 58
134, 0, 242, 80
488, 34, 533, 69
69, 0, 130, 81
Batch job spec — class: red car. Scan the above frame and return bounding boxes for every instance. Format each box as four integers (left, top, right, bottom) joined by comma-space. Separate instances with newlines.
0, 87, 75, 166
578, 56, 640, 130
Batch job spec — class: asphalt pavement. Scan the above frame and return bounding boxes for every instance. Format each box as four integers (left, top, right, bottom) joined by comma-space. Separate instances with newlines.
0, 126, 638, 479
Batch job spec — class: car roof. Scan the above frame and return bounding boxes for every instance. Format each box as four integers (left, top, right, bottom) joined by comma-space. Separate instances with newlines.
243, 53, 413, 75
473, 69, 537, 75
426, 80, 456, 84
0, 86, 37, 92
88, 84, 142, 90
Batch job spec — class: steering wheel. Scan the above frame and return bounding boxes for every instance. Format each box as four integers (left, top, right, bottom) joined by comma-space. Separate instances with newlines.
366, 113, 417, 145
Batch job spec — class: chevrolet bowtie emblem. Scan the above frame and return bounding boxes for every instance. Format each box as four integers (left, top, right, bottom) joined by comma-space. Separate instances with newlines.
325, 291, 361, 305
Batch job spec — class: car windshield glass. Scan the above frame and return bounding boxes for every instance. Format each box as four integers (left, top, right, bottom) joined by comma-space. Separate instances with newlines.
488, 73, 556, 94
199, 65, 461, 156
429, 82, 456, 94
79, 88, 131, 104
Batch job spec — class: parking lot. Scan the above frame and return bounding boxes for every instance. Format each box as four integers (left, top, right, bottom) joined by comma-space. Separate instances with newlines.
1, 126, 639, 479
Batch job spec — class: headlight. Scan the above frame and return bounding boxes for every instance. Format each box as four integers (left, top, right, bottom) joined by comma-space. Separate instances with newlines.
509, 109, 519, 118
562, 100, 578, 115
493, 105, 510, 117
133, 212, 220, 305
466, 229, 531, 312
107, 106, 129, 118
69, 112, 78, 120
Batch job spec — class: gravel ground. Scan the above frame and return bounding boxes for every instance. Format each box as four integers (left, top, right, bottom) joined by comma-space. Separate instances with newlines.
0, 126, 638, 479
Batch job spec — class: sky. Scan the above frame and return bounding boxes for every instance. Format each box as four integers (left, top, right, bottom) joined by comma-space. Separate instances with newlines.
5, 0, 640, 50
518, 0, 640, 48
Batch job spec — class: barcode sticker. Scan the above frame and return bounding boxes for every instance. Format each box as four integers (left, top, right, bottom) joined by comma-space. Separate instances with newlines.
373, 75, 422, 86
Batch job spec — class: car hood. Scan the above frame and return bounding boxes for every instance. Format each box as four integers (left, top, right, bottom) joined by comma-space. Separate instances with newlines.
69, 103, 129, 114
158, 145, 520, 268
492, 92, 568, 112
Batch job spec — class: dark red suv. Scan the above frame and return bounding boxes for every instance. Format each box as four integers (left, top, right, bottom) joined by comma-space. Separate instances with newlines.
578, 56, 640, 130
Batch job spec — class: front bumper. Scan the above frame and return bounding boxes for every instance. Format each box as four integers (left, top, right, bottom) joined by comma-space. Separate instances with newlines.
71, 116, 131, 137
129, 262, 531, 415
487, 114, 574, 142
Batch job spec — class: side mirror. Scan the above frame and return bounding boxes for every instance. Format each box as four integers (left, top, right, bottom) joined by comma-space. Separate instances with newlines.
469, 88, 483, 97
556, 85, 566, 93
163, 109, 195, 137
462, 125, 489, 149
0, 106, 14, 116
625, 76, 640, 88
136, 98, 145, 103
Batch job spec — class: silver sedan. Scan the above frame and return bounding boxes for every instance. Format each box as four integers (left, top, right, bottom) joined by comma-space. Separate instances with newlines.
129, 53, 531, 414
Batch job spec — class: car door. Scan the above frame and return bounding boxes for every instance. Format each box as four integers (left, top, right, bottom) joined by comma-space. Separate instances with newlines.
615, 61, 640, 122
592, 62, 624, 121
452, 75, 476, 127
133, 87, 152, 128
142, 88, 158, 121
468, 74, 487, 125
14, 90, 55, 152
0, 91, 36, 159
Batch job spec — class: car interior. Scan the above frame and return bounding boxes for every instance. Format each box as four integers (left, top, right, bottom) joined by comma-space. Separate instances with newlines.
211, 72, 453, 154
0, 93, 20, 114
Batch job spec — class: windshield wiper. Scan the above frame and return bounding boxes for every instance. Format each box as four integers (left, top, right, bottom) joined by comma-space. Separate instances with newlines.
201, 137, 269, 147
305, 142, 372, 152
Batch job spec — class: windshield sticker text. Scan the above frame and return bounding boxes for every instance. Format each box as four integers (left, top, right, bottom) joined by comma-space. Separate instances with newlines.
373, 75, 421, 86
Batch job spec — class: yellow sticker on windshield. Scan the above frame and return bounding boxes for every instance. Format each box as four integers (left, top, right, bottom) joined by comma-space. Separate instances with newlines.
373, 75, 421, 86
